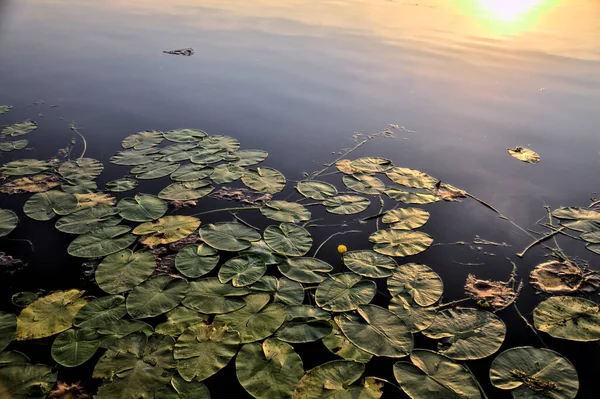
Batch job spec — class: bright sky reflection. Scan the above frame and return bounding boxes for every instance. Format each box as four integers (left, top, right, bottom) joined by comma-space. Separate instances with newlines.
467, 0, 561, 35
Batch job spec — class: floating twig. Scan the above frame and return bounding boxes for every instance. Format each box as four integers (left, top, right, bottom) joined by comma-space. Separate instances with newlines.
514, 303, 548, 348
312, 230, 361, 258
191, 206, 260, 216
517, 227, 564, 258
231, 213, 260, 231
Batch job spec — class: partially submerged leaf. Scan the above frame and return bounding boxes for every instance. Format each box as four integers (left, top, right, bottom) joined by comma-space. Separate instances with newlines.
118, 194, 168, 222
155, 307, 208, 337
0, 105, 12, 114
387, 263, 443, 306
432, 183, 467, 202
0, 362, 56, 398
384, 186, 438, 204
296, 180, 337, 200
133, 216, 200, 247
163, 128, 207, 143
343, 250, 397, 279
529, 260, 600, 294
322, 195, 370, 215
533, 296, 600, 342
51, 328, 100, 367
170, 164, 213, 182
260, 201, 311, 223
200, 222, 261, 251
336, 159, 358, 174
158, 181, 213, 201
0, 174, 60, 194
230, 149, 268, 167
110, 149, 161, 166
350, 157, 393, 173
95, 249, 156, 294
135, 162, 180, 180
464, 274, 518, 310
386, 167, 438, 189
343, 174, 385, 194
1, 121, 37, 137
382, 208, 429, 230
316, 273, 376, 312
292, 360, 364, 398
122, 130, 164, 150
127, 276, 189, 318
68, 226, 136, 258
0, 159, 51, 176
242, 167, 286, 194
0, 209, 18, 237
183, 278, 250, 314
62, 179, 98, 194
370, 229, 433, 257
23, 190, 78, 221
507, 146, 540, 163
0, 139, 27, 152
279, 257, 333, 283
211, 163, 244, 184
552, 207, 600, 232
96, 320, 154, 348
389, 295, 437, 333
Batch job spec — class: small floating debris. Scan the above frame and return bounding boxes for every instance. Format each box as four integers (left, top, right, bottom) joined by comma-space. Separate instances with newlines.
507, 146, 540, 163
163, 47, 195, 56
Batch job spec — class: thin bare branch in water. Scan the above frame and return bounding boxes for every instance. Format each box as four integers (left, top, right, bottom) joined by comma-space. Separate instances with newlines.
231, 212, 260, 231
191, 206, 260, 217
312, 230, 361, 258
517, 227, 564, 258
514, 303, 548, 348
434, 297, 471, 310
466, 192, 535, 239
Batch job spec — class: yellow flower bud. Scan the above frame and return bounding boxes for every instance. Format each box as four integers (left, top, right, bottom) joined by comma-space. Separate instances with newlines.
337, 245, 347, 254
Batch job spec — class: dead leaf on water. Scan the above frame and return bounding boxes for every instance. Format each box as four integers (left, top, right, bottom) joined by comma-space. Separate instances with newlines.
507, 146, 540, 164
530, 260, 600, 295
0, 174, 61, 194
464, 274, 520, 310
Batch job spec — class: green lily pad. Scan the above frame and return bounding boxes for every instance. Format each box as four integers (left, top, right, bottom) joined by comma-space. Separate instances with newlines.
170, 164, 213, 181
240, 239, 283, 265
61, 179, 98, 194
316, 273, 376, 312
323, 195, 370, 215
218, 255, 267, 287
135, 162, 179, 180
93, 333, 175, 399
533, 296, 600, 342
242, 167, 286, 194
110, 149, 161, 166
0, 350, 29, 366
343, 250, 397, 279
292, 360, 365, 398
68, 225, 136, 258
385, 167, 438, 189
58, 158, 104, 181
1, 121, 37, 137
507, 146, 540, 163
0, 159, 51, 176
158, 181, 213, 201
231, 149, 268, 166
0, 209, 18, 237
387, 263, 443, 306
163, 129, 207, 143
369, 229, 433, 257
552, 207, 600, 232
350, 157, 394, 173
106, 178, 138, 192
127, 276, 189, 318
343, 174, 385, 194
276, 305, 332, 343
211, 163, 245, 184
322, 321, 373, 363
133, 216, 200, 247
155, 307, 208, 337
0, 312, 17, 353
174, 322, 240, 382
0, 362, 56, 399
200, 222, 261, 251
175, 244, 220, 278
264, 223, 312, 256
422, 308, 506, 360
55, 206, 121, 234
190, 148, 228, 165
183, 278, 250, 314
236, 338, 304, 399
96, 320, 154, 348
296, 180, 338, 200
156, 375, 211, 398
118, 194, 167, 222
382, 208, 430, 230
393, 349, 482, 399
160, 143, 199, 156
489, 346, 578, 399
336, 305, 413, 358
122, 130, 164, 150
278, 257, 333, 283
251, 276, 305, 305
389, 295, 437, 333
260, 201, 311, 223
11, 291, 43, 308
15, 289, 87, 340
0, 105, 12, 114
384, 186, 438, 204
95, 249, 156, 294
214, 294, 287, 343
23, 190, 78, 221
0, 140, 27, 152
202, 135, 240, 152
51, 328, 100, 367
74, 295, 126, 329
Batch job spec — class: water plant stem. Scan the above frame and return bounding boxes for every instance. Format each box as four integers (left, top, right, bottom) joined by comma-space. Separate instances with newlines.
466, 192, 534, 239
70, 123, 87, 159
464, 364, 489, 399
310, 139, 369, 180
516, 227, 564, 258
369, 377, 404, 394
191, 206, 260, 216
435, 297, 471, 310
514, 304, 548, 348
312, 230, 361, 258
231, 213, 260, 231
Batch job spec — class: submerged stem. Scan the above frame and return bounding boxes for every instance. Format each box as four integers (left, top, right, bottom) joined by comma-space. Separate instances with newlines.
310, 139, 369, 180
514, 304, 548, 348
191, 206, 260, 216
70, 123, 87, 159
466, 192, 534, 239
434, 297, 471, 310
312, 230, 361, 258
464, 364, 489, 399
231, 213, 260, 231
516, 227, 564, 258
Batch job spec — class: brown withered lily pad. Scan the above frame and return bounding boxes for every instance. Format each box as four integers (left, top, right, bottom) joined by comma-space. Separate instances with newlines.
48, 381, 92, 399
464, 274, 519, 309
432, 182, 467, 202
530, 260, 600, 295
0, 174, 61, 194
210, 187, 272, 206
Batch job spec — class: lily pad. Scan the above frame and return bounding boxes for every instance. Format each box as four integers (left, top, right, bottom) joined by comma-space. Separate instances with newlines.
183, 278, 250, 314
276, 305, 332, 343
552, 207, 600, 232
58, 158, 104, 181
74, 192, 116, 210
0, 312, 17, 353
382, 208, 430, 230
507, 146, 540, 163
279, 257, 334, 284
122, 130, 164, 150
322, 321, 373, 363
55, 206, 121, 234
236, 338, 304, 399
174, 322, 240, 382
111, 149, 161, 166
118, 194, 167, 222
95, 249, 156, 294
384, 186, 438, 204
1, 121, 37, 137
0, 105, 12, 114
260, 201, 311, 223
74, 295, 126, 329
241, 239, 283, 265
322, 195, 370, 215
68, 225, 136, 258
0, 174, 60, 194
16, 289, 87, 340
106, 178, 138, 192
336, 305, 413, 358
133, 216, 200, 247
51, 328, 100, 367
163, 129, 207, 143
370, 229, 433, 257
155, 307, 208, 337
0, 362, 56, 399
211, 163, 245, 184
422, 308, 506, 360
159, 181, 213, 201
0, 140, 27, 152
190, 148, 228, 165
533, 296, 600, 342
343, 174, 385, 194
251, 276, 305, 305
200, 222, 262, 251
264, 223, 312, 256
23, 190, 78, 221
464, 274, 518, 310
170, 164, 213, 181
387, 263, 443, 306
0, 209, 18, 237
242, 167, 286, 194
96, 319, 154, 348
135, 162, 179, 180
316, 273, 376, 312
343, 250, 397, 279
62, 179, 98, 194
175, 244, 220, 278
386, 167, 438, 189
292, 360, 364, 399
214, 294, 287, 343
202, 135, 240, 152
218, 255, 267, 287
0, 159, 51, 176
231, 149, 268, 166
156, 375, 211, 398
296, 180, 338, 200
389, 294, 437, 333
393, 349, 481, 399
529, 260, 600, 294
336, 159, 358, 174
127, 276, 189, 318
350, 157, 393, 173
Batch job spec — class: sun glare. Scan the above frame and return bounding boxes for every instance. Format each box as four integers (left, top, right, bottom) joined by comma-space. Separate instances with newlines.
476, 0, 546, 22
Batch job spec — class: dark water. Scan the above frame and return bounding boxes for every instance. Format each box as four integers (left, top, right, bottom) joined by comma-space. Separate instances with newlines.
1, 0, 600, 397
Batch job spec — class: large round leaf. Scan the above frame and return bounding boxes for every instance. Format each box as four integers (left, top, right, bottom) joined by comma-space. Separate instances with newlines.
95, 249, 156, 294
175, 244, 220, 278
200, 222, 261, 251
0, 209, 18, 237
158, 181, 213, 201
96, 319, 154, 348
156, 374, 211, 398
215, 294, 286, 343
322, 195, 370, 215
422, 308, 506, 360
74, 295, 126, 329
231, 149, 268, 167
118, 194, 167, 222
385, 167, 438, 189
58, 158, 104, 181
322, 321, 373, 363
387, 263, 443, 306
389, 295, 436, 333
0, 312, 16, 352
163, 128, 207, 143
190, 148, 228, 164
279, 257, 333, 283
533, 296, 600, 341
336, 305, 413, 358
51, 328, 100, 367
155, 307, 208, 337
382, 208, 430, 230
211, 163, 244, 184
174, 322, 240, 382
55, 206, 121, 234
369, 229, 433, 257
68, 225, 136, 258
203, 135, 240, 151
23, 190, 78, 221
393, 350, 481, 399
260, 201, 311, 223
127, 276, 189, 318
122, 130, 164, 150
276, 305, 332, 343
529, 260, 600, 295
0, 159, 51, 176
350, 157, 393, 173
111, 149, 161, 166
242, 167, 286, 194
16, 289, 87, 340
264, 223, 312, 256
0, 139, 27, 152
316, 273, 376, 312
218, 255, 267, 287
251, 276, 305, 305
133, 216, 200, 247
343, 174, 385, 194
489, 347, 578, 399
292, 360, 364, 399
343, 250, 397, 279
236, 338, 304, 399
1, 121, 37, 137
241, 239, 283, 265
384, 186, 438, 204
183, 278, 250, 314
296, 180, 337, 200
0, 362, 56, 399
552, 207, 600, 232
135, 162, 180, 180
170, 164, 213, 181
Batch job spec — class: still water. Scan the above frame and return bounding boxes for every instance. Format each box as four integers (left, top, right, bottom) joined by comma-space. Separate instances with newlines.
1, 0, 599, 397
